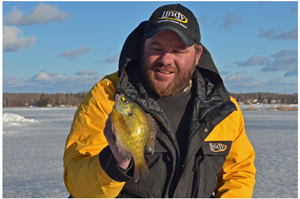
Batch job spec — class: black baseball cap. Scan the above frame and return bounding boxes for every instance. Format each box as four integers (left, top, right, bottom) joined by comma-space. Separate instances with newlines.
145, 4, 201, 47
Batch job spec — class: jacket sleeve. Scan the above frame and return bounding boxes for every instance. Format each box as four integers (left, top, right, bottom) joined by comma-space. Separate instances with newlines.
215, 97, 256, 198
63, 72, 129, 198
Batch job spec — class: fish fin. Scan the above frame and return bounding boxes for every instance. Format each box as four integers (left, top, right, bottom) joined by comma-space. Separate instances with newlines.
111, 125, 116, 140
115, 141, 131, 161
145, 114, 156, 154
134, 159, 149, 182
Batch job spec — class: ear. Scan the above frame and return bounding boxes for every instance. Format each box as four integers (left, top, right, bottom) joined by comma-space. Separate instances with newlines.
194, 45, 203, 66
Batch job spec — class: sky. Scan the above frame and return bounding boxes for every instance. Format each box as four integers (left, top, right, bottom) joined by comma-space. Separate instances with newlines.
2, 1, 298, 94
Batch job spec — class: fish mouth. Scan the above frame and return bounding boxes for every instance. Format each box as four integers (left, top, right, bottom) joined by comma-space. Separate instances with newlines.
115, 93, 124, 101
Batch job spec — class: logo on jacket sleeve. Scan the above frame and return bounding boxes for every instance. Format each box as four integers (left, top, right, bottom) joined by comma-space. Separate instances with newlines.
209, 143, 227, 152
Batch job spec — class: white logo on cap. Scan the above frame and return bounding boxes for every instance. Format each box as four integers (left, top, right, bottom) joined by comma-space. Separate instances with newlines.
159, 10, 188, 23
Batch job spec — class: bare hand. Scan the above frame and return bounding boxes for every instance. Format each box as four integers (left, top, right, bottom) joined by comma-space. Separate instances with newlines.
104, 113, 131, 169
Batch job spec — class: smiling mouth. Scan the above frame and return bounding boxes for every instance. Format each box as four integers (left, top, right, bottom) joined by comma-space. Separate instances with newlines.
158, 69, 173, 74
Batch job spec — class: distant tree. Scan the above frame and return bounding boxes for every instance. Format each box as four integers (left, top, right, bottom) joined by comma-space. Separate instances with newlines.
258, 93, 261, 102
38, 93, 48, 107
267, 96, 272, 104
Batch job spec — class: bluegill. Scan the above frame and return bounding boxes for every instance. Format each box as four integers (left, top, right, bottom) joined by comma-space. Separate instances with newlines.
111, 93, 156, 182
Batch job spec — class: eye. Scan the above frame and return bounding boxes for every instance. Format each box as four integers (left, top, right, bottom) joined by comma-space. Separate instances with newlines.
174, 49, 185, 54
151, 47, 162, 52
121, 96, 128, 103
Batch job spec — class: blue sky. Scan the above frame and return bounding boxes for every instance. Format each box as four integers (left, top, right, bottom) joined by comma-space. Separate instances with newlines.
2, 1, 298, 94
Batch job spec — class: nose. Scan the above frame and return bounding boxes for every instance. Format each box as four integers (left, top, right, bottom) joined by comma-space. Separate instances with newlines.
159, 51, 174, 66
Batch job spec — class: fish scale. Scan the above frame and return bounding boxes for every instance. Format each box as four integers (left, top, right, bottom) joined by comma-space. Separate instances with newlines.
112, 93, 156, 182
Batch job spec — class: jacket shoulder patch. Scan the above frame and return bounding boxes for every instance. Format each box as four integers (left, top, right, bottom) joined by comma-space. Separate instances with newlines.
202, 141, 232, 156
209, 143, 227, 152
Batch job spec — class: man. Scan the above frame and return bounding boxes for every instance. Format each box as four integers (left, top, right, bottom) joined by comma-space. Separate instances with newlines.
63, 4, 256, 198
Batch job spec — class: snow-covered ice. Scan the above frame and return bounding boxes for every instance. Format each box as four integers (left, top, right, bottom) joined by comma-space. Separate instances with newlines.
2, 105, 298, 198
3, 107, 76, 198
240, 106, 298, 198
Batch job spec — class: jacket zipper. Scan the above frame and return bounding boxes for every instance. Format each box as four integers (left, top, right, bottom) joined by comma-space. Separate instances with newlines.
192, 153, 206, 198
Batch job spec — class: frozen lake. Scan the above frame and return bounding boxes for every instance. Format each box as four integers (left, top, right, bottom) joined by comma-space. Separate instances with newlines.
3, 105, 298, 198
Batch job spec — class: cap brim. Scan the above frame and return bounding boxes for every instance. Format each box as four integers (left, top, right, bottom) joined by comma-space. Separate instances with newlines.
146, 26, 195, 47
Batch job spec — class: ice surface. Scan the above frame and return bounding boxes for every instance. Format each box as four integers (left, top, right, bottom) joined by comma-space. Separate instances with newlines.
3, 107, 76, 198
240, 109, 298, 198
2, 106, 298, 198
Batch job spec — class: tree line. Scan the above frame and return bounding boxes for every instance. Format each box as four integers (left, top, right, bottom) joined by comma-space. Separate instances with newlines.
3, 92, 88, 107
229, 92, 298, 104
2, 91, 298, 107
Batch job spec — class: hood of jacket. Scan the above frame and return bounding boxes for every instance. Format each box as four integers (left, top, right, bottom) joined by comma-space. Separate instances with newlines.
115, 21, 232, 120
118, 21, 221, 80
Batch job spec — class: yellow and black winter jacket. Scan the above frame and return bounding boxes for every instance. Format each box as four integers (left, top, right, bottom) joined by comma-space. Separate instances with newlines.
63, 21, 256, 198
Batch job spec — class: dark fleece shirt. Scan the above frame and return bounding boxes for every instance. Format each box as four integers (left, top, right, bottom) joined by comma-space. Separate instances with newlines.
156, 82, 194, 164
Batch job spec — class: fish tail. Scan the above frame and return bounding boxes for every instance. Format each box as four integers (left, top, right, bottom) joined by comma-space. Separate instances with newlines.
134, 158, 149, 182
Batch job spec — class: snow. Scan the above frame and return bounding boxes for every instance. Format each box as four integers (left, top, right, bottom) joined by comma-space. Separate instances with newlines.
2, 106, 298, 198
3, 107, 76, 198
3, 113, 38, 128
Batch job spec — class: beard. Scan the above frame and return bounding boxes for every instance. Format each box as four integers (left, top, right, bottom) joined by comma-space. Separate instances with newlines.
140, 57, 197, 98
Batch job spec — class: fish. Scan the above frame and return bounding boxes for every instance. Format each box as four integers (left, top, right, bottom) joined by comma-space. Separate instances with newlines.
111, 93, 156, 182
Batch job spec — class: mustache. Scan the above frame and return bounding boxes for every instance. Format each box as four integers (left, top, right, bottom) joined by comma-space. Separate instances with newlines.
150, 64, 178, 72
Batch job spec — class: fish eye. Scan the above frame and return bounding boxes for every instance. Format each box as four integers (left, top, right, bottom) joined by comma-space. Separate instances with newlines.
121, 96, 128, 103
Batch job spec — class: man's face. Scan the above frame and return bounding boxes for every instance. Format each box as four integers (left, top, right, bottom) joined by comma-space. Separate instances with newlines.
141, 30, 202, 97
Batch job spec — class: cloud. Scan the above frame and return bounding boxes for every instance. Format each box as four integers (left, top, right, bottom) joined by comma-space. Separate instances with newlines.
234, 49, 298, 77
267, 77, 281, 84
261, 49, 298, 76
219, 70, 231, 76
265, 77, 298, 93
57, 46, 91, 60
275, 27, 298, 40
222, 73, 297, 94
235, 55, 271, 67
75, 69, 98, 76
3, 75, 27, 87
3, 26, 36, 52
104, 54, 120, 63
258, 2, 268, 7
3, 3, 69, 25
198, 15, 209, 27
223, 73, 264, 92
259, 27, 298, 40
3, 62, 9, 66
219, 13, 243, 31
226, 74, 253, 83
291, 7, 297, 13
198, 15, 208, 24
3, 70, 104, 93
31, 71, 51, 81
283, 70, 296, 77
198, 15, 212, 28
259, 27, 280, 38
